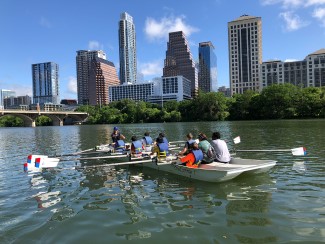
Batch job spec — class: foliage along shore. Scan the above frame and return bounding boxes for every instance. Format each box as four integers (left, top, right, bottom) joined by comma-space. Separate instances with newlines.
1, 84, 325, 127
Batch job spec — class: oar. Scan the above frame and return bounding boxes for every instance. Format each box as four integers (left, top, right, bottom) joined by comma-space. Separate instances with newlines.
60, 154, 130, 161
53, 147, 96, 157
236, 147, 307, 156
169, 140, 185, 144
75, 158, 154, 169
75, 155, 179, 169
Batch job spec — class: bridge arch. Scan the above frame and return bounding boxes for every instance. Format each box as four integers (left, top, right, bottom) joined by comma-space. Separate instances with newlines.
0, 110, 88, 127
0, 113, 35, 127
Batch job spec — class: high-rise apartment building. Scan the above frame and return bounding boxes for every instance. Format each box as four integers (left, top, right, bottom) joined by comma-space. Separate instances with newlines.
228, 15, 262, 95
260, 49, 325, 88
198, 41, 218, 92
119, 12, 137, 84
88, 57, 120, 106
163, 31, 198, 97
76, 50, 106, 105
32, 62, 59, 104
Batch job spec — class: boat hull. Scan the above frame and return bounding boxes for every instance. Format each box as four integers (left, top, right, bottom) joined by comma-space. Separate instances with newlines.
140, 157, 276, 183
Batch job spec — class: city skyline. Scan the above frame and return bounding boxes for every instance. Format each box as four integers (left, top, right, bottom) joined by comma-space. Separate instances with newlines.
1, 0, 325, 99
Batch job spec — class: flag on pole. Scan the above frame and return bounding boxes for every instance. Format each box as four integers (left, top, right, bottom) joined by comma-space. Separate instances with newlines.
233, 136, 241, 144
291, 147, 307, 156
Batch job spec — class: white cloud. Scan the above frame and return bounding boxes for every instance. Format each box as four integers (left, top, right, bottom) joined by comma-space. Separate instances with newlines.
67, 76, 77, 94
313, 7, 325, 25
144, 15, 199, 42
0, 82, 32, 96
139, 60, 163, 76
284, 58, 299, 62
88, 41, 103, 50
261, 0, 325, 29
261, 0, 325, 7
305, 0, 325, 7
279, 11, 309, 31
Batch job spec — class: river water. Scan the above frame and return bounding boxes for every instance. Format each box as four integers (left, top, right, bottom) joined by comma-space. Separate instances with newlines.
0, 120, 324, 243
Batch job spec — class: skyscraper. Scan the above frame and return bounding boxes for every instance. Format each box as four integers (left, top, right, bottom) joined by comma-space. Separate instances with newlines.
0, 89, 16, 108
228, 15, 262, 95
198, 41, 218, 92
76, 50, 106, 105
88, 57, 120, 106
32, 62, 59, 104
119, 12, 137, 84
163, 31, 198, 97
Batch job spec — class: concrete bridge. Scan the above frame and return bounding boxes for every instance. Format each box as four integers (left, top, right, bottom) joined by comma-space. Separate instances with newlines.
0, 110, 88, 127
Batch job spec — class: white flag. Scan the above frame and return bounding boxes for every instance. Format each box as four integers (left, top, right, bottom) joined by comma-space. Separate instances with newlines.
233, 136, 241, 144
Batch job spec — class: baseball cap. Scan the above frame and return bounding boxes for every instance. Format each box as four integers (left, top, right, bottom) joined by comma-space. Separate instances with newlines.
113, 126, 119, 130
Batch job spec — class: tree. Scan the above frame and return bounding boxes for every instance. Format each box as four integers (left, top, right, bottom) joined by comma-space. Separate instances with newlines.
228, 90, 258, 120
0, 115, 24, 127
258, 84, 298, 119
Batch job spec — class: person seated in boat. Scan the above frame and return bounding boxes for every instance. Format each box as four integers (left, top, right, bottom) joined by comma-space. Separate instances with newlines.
156, 132, 169, 145
178, 133, 195, 156
198, 133, 215, 164
211, 131, 231, 163
142, 131, 153, 152
179, 142, 204, 168
130, 135, 143, 157
111, 126, 125, 144
152, 136, 169, 158
111, 126, 126, 152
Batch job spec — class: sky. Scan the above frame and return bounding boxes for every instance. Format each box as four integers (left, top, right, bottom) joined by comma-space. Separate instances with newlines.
1, 0, 325, 100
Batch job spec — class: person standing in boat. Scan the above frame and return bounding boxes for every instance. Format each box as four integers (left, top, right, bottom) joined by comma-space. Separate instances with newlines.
130, 135, 143, 156
111, 126, 126, 152
152, 136, 169, 158
142, 131, 153, 152
198, 133, 215, 164
178, 133, 195, 156
179, 142, 203, 168
211, 131, 231, 163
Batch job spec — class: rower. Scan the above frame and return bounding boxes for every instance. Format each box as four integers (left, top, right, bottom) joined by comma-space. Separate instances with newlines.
157, 132, 169, 145
178, 133, 195, 156
131, 135, 143, 156
142, 131, 153, 152
179, 142, 204, 168
152, 136, 169, 158
111, 126, 125, 144
111, 126, 126, 152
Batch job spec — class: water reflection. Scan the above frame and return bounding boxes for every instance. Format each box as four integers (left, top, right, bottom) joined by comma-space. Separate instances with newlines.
292, 161, 307, 173
29, 174, 61, 210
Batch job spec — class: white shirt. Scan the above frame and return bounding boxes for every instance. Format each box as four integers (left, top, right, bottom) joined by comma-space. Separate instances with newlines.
211, 139, 231, 163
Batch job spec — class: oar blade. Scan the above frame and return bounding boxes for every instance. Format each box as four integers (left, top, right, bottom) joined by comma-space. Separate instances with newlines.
291, 147, 307, 156
233, 136, 241, 144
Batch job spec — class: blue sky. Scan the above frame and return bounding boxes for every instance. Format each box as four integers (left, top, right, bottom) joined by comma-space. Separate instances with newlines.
1, 0, 324, 100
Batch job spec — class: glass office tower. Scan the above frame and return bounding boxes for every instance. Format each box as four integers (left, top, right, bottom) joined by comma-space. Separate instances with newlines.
119, 12, 137, 84
198, 41, 218, 92
32, 62, 59, 104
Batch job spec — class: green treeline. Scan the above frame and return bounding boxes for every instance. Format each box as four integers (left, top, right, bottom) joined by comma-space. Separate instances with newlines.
0, 115, 52, 127
76, 84, 325, 124
1, 84, 324, 127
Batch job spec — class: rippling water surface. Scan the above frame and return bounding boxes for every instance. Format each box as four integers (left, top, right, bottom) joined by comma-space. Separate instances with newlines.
0, 120, 324, 243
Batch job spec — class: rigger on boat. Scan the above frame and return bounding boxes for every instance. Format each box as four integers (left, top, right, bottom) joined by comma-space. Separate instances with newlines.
23, 136, 306, 182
